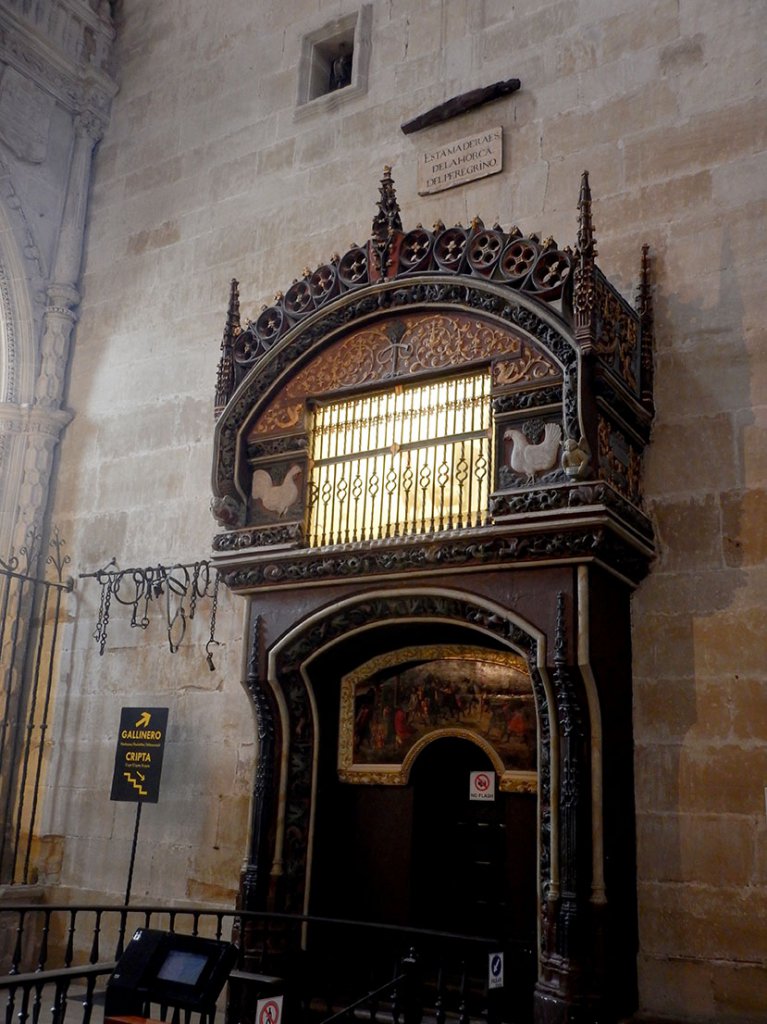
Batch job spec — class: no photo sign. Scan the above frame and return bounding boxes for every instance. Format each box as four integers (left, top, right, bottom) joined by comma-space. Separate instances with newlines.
469, 770, 496, 801
256, 995, 283, 1024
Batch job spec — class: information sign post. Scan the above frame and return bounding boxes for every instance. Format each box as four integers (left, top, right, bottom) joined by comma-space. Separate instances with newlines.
110, 707, 169, 904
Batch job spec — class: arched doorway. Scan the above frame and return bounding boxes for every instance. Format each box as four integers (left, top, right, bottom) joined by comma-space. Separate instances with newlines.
262, 594, 549, 1018
302, 617, 540, 936
287, 612, 542, 1021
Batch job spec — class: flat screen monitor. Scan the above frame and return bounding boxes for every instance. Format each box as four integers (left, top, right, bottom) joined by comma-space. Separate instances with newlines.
156, 950, 209, 987
105, 928, 238, 1016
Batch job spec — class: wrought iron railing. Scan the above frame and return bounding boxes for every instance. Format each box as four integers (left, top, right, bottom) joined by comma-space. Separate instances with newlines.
0, 533, 72, 885
0, 904, 534, 1024
307, 371, 492, 546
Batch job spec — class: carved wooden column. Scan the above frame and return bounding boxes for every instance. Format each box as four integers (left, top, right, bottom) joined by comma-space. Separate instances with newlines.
239, 610, 278, 914
535, 592, 595, 1024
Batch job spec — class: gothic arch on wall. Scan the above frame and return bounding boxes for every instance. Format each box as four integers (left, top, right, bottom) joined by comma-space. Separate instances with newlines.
0, 195, 42, 555
0, 0, 116, 554
0, 166, 45, 407
211, 170, 655, 1023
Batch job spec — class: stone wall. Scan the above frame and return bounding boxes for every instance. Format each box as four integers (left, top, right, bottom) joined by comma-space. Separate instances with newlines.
43, 0, 766, 1018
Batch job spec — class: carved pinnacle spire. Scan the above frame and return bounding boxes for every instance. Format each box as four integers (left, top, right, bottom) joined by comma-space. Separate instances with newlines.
636, 244, 652, 319
215, 278, 240, 416
372, 166, 403, 245
637, 244, 655, 412
576, 170, 596, 261
226, 276, 241, 332
573, 171, 597, 346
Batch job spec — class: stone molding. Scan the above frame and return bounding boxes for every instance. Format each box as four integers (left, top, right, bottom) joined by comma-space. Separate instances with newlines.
0, 156, 45, 282
0, 0, 114, 559
0, 246, 19, 405
0, 194, 41, 409
0, 1, 116, 120
0, 401, 72, 557
0, 402, 73, 436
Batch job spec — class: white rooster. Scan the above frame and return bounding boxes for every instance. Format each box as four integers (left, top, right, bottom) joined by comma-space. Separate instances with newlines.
251, 464, 302, 516
504, 423, 562, 485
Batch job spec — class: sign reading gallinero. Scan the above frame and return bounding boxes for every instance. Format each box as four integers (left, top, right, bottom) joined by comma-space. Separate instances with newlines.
110, 706, 169, 803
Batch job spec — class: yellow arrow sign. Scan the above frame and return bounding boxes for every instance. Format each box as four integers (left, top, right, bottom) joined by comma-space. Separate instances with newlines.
135, 711, 151, 728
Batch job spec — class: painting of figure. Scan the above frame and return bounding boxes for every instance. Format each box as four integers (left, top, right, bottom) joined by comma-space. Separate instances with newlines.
343, 646, 536, 776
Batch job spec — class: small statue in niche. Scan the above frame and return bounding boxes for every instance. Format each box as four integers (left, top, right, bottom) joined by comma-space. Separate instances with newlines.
329, 46, 353, 91
561, 436, 591, 479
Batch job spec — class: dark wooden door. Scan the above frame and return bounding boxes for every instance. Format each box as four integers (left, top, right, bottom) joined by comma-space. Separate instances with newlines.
409, 737, 537, 1023
411, 738, 510, 937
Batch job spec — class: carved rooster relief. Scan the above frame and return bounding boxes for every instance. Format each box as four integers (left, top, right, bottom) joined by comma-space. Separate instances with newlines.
251, 464, 302, 516
504, 423, 562, 485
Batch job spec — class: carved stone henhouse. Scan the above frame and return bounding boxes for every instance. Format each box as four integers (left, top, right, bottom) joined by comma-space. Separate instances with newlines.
210, 169, 655, 1024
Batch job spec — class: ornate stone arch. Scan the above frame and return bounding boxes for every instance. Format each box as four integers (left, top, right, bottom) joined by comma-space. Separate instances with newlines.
0, 188, 40, 405
0, 192, 47, 555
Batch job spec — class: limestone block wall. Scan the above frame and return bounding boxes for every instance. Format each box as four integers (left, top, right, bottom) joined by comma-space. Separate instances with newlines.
44, 0, 765, 1018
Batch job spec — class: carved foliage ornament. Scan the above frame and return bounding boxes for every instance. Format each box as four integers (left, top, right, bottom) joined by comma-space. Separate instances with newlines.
214, 280, 579, 499
222, 525, 650, 591
248, 311, 559, 438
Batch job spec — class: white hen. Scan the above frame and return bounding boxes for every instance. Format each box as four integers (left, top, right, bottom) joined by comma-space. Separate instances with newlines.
252, 464, 302, 516
504, 423, 562, 484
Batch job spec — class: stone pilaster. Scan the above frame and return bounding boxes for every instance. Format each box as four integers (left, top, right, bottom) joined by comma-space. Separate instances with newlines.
0, 403, 71, 556
35, 113, 103, 409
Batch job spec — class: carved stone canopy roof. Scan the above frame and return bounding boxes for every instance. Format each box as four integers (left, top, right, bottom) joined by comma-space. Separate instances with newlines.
211, 170, 655, 589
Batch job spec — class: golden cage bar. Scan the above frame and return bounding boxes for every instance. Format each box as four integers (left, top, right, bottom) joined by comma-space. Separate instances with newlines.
307, 371, 492, 546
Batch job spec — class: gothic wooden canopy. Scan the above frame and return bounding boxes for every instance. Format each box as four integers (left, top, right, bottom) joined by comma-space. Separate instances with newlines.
207, 170, 656, 1024
210, 169, 655, 589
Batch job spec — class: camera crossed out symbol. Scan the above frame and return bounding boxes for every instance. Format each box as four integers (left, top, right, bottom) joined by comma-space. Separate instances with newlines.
259, 1001, 280, 1024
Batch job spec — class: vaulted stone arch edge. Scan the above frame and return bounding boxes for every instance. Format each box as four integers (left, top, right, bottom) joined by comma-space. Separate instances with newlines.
0, 192, 40, 406
236, 586, 598, 977
0, 197, 72, 557
211, 275, 582, 506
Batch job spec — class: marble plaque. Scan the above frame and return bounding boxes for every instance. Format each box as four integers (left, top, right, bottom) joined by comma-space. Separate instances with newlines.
417, 126, 502, 195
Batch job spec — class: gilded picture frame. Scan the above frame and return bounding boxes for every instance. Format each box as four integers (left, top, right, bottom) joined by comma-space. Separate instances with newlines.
338, 644, 537, 793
